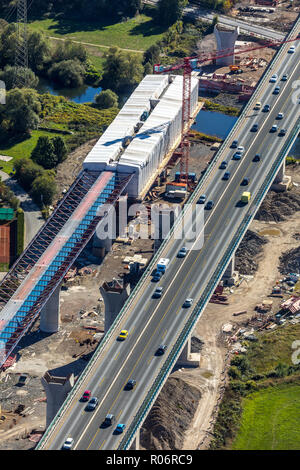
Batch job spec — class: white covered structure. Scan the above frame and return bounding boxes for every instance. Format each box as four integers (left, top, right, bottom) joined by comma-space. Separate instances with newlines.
83, 74, 199, 198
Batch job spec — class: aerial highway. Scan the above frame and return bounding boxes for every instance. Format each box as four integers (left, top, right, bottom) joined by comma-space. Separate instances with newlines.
38, 21, 300, 451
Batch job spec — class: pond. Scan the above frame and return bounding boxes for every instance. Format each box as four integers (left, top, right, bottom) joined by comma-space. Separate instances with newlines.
192, 109, 238, 139
37, 77, 102, 104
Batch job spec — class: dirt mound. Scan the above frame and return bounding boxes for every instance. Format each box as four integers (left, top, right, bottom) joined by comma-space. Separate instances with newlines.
140, 376, 201, 450
235, 230, 268, 274
255, 190, 300, 222
279, 246, 300, 275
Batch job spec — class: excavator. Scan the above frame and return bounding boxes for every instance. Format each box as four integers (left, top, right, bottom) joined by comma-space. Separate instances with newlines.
229, 64, 243, 74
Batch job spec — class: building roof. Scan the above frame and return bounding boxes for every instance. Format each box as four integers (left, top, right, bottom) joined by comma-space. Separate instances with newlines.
0, 208, 14, 221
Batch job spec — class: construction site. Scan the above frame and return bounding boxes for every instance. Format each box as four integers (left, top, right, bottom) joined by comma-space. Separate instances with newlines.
0, 7, 300, 450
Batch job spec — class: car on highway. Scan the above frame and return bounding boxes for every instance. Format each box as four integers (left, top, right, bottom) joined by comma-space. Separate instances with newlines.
152, 270, 162, 282
269, 73, 278, 83
197, 194, 206, 204
153, 287, 163, 299
116, 423, 126, 434
62, 437, 74, 450
251, 123, 259, 132
231, 139, 238, 148
219, 160, 227, 169
222, 171, 230, 181
118, 330, 128, 340
237, 146, 244, 154
270, 124, 278, 132
288, 45, 295, 53
86, 397, 98, 411
241, 177, 250, 186
177, 246, 187, 258
253, 154, 261, 162
102, 414, 115, 427
262, 104, 270, 112
156, 344, 167, 355
125, 379, 136, 390
254, 101, 261, 110
278, 128, 286, 136
233, 152, 242, 160
205, 200, 214, 210
273, 86, 280, 95
281, 74, 288, 81
81, 390, 91, 402
183, 298, 193, 308
276, 112, 284, 120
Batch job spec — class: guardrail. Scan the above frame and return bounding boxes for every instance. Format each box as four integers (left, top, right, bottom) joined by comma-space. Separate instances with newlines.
37, 17, 300, 449
118, 116, 300, 450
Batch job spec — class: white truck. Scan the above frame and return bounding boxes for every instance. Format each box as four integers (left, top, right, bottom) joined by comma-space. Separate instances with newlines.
156, 258, 170, 274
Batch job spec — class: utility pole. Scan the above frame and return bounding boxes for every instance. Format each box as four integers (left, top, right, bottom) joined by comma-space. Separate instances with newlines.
13, 0, 29, 88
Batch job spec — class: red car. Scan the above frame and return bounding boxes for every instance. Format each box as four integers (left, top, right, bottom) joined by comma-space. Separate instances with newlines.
81, 390, 91, 401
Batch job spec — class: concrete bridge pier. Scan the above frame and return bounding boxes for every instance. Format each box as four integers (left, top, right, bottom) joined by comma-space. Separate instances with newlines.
40, 283, 61, 333
41, 371, 75, 428
222, 254, 238, 286
271, 159, 291, 191
130, 429, 140, 450
177, 334, 200, 367
214, 24, 239, 66
100, 281, 131, 333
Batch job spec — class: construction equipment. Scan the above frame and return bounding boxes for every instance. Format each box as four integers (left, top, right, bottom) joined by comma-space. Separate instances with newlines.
229, 65, 243, 74
154, 35, 300, 184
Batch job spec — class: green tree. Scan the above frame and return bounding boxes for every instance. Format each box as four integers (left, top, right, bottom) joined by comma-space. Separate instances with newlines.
157, 0, 187, 26
95, 89, 118, 109
31, 136, 57, 169
0, 66, 39, 91
102, 47, 144, 91
31, 174, 56, 206
14, 158, 44, 191
48, 59, 85, 87
52, 136, 68, 164
28, 31, 51, 73
143, 44, 161, 66
0, 88, 41, 134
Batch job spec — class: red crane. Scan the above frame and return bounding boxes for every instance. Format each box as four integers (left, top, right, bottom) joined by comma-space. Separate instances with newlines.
154, 34, 300, 183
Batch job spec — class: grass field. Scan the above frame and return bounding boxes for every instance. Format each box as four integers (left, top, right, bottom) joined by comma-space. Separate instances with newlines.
232, 383, 300, 450
28, 14, 166, 52
0, 130, 64, 174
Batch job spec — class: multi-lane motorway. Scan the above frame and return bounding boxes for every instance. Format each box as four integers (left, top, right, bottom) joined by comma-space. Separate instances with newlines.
39, 25, 300, 451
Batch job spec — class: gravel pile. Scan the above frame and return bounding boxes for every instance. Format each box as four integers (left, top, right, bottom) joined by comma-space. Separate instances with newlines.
279, 246, 300, 275
255, 190, 300, 222
140, 376, 201, 450
235, 229, 268, 274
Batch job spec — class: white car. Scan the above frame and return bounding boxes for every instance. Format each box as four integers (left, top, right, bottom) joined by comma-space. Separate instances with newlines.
269, 74, 278, 83
62, 437, 74, 450
236, 146, 244, 155
288, 45, 295, 53
277, 112, 284, 120
183, 298, 193, 308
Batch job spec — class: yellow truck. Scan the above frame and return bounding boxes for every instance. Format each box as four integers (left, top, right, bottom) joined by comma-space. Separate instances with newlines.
241, 191, 251, 204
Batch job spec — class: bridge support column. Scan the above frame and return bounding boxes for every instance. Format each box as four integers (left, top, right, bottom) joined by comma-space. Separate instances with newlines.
130, 429, 140, 450
177, 334, 200, 367
271, 160, 291, 192
41, 371, 74, 428
40, 283, 61, 333
222, 255, 238, 286
214, 24, 239, 66
100, 281, 131, 333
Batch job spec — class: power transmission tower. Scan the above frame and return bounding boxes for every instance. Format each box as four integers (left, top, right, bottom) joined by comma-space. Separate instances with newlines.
13, 0, 29, 88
